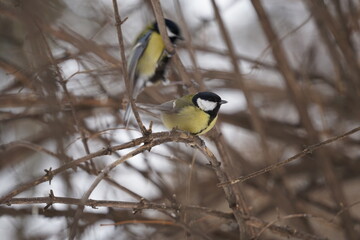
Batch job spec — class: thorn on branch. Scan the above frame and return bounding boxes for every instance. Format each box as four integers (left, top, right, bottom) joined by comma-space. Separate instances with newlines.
133, 198, 146, 214
44, 190, 55, 210
116, 16, 128, 26
139, 197, 146, 206
303, 146, 313, 154
147, 121, 153, 135
143, 127, 153, 146
102, 146, 113, 155
44, 203, 51, 210
44, 167, 53, 185
207, 161, 221, 168
132, 208, 141, 215
99, 170, 109, 178
142, 129, 154, 152
49, 189, 55, 199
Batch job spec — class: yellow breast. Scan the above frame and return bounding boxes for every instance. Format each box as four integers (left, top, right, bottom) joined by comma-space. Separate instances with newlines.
136, 33, 165, 77
161, 106, 218, 135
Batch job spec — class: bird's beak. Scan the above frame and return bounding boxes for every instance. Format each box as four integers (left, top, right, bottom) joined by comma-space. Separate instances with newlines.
220, 100, 228, 104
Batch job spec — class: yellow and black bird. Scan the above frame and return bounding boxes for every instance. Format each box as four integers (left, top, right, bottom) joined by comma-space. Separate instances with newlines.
159, 92, 227, 135
124, 19, 183, 123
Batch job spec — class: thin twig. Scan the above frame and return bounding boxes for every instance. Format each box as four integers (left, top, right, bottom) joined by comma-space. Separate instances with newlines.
0, 131, 173, 204
4, 196, 229, 220
250, 2, 358, 238
1, 200, 327, 240
112, 0, 149, 135
174, 0, 205, 91
218, 126, 360, 186
36, 21, 96, 172
247, 216, 328, 240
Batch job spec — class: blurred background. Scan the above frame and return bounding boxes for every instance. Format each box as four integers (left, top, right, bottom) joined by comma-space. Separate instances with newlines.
0, 0, 360, 239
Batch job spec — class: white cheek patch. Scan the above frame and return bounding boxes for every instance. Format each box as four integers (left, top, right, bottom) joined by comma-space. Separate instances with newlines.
197, 99, 217, 112
166, 27, 176, 38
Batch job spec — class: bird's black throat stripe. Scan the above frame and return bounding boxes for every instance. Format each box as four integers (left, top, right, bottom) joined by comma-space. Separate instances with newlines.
193, 114, 216, 135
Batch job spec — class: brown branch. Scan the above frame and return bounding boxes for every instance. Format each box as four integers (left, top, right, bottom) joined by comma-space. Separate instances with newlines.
191, 44, 337, 89
0, 132, 153, 204
112, 0, 149, 135
307, 0, 360, 95
304, 2, 347, 94
36, 21, 96, 173
150, 0, 195, 93
1, 128, 254, 239
69, 130, 164, 239
247, 217, 327, 240
2, 140, 60, 159
1, 1, 359, 239
255, 213, 325, 240
70, 128, 241, 239
219, 126, 360, 186
0, 58, 35, 90
250, 1, 357, 237
174, 0, 205, 91
250, 0, 314, 134
0, 200, 328, 240
210, 0, 274, 237
0, 130, 225, 206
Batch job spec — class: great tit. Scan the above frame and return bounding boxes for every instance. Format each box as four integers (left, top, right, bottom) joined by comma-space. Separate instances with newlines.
159, 92, 227, 135
124, 19, 183, 124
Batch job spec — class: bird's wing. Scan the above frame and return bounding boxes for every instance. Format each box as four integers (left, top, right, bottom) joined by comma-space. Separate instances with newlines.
155, 100, 176, 113
127, 31, 152, 97
123, 31, 152, 126
156, 95, 194, 114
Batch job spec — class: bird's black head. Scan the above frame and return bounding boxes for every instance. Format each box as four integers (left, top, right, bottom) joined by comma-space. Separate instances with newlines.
153, 19, 183, 43
192, 92, 227, 118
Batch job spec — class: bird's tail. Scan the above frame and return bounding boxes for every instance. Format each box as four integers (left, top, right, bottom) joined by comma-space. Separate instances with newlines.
123, 102, 133, 127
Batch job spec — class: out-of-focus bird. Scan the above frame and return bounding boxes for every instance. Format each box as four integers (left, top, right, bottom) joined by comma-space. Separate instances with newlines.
124, 19, 183, 124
